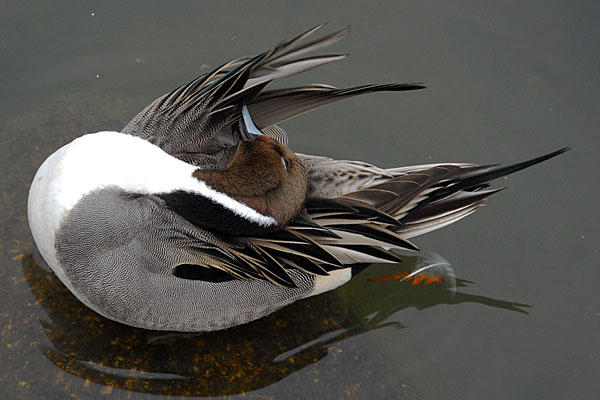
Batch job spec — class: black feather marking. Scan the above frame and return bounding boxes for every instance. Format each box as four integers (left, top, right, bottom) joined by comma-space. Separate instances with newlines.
430, 148, 569, 200
278, 254, 331, 276
158, 191, 277, 236
351, 263, 371, 276
256, 239, 342, 267
233, 250, 296, 287
331, 245, 404, 263
291, 214, 342, 236
402, 188, 502, 224
329, 224, 418, 251
173, 264, 236, 282
306, 197, 400, 226
336, 198, 401, 225
285, 228, 344, 267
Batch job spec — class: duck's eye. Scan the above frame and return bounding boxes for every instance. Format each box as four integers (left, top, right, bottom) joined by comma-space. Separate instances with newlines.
282, 157, 290, 170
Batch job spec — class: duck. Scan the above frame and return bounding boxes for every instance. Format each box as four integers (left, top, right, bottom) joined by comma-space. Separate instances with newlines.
27, 24, 566, 332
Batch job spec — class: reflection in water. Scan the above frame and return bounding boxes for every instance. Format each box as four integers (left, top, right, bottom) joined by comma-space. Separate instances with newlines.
22, 252, 527, 397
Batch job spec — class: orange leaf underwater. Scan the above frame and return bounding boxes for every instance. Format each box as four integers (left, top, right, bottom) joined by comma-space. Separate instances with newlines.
367, 271, 445, 286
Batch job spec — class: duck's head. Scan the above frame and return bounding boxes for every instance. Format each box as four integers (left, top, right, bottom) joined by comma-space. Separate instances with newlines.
193, 134, 308, 230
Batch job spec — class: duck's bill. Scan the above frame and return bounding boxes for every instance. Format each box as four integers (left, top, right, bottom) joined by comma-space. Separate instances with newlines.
237, 105, 265, 141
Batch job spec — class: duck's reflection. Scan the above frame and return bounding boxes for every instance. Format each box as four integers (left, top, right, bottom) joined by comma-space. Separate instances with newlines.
22, 252, 527, 397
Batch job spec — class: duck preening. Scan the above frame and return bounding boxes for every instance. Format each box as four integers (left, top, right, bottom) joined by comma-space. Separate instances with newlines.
27, 24, 567, 332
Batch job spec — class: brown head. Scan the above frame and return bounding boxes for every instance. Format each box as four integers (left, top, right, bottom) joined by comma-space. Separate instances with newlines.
193, 135, 308, 229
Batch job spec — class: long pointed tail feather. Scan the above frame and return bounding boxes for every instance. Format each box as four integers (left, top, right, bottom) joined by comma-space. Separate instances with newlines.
392, 148, 570, 237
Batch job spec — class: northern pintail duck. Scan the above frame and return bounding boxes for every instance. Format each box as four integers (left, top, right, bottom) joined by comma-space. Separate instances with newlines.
28, 25, 566, 332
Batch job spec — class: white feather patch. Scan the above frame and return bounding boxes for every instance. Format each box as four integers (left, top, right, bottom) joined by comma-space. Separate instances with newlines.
309, 269, 352, 296
28, 131, 277, 269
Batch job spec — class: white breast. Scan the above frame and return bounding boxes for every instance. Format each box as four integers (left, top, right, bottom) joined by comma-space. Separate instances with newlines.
27, 131, 277, 278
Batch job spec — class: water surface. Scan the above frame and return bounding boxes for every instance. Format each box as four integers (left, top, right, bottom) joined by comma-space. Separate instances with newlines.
1, 1, 598, 399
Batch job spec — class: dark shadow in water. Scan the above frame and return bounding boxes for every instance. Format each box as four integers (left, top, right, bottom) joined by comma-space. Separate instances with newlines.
21, 252, 528, 397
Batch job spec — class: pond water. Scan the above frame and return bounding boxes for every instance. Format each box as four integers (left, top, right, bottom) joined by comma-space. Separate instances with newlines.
1, 1, 598, 399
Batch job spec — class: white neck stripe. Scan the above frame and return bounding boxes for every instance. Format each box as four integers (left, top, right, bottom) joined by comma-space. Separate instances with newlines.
54, 131, 277, 227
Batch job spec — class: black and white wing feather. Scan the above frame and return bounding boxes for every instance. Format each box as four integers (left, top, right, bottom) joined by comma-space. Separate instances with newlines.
122, 23, 425, 166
